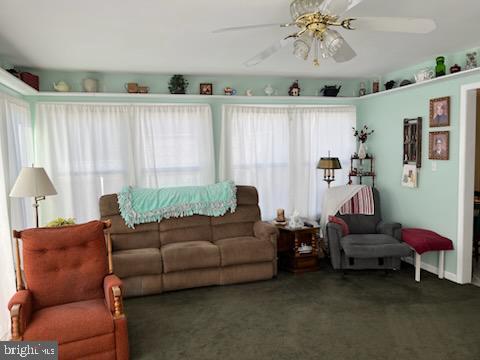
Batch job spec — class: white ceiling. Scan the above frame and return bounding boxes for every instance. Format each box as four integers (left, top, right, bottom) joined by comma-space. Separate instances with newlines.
0, 0, 479, 78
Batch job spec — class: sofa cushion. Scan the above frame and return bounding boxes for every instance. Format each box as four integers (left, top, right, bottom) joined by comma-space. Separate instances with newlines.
340, 234, 412, 258
215, 236, 274, 266
24, 299, 114, 344
161, 241, 220, 273
113, 248, 162, 278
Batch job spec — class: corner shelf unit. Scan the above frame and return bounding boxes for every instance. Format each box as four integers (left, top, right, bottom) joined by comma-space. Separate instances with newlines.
348, 155, 376, 187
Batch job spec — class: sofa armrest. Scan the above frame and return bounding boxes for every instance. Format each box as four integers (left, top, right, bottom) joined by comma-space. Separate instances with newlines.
8, 290, 32, 340
253, 221, 279, 251
104, 274, 125, 319
326, 222, 343, 270
376, 221, 402, 240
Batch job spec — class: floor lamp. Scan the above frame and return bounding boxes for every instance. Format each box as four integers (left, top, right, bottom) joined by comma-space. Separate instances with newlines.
10, 166, 57, 227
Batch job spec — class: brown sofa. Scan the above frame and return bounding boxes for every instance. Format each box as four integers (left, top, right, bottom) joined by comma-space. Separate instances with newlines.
99, 186, 278, 297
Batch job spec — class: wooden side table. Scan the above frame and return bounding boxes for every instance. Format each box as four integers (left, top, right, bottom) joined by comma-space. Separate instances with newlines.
276, 225, 320, 273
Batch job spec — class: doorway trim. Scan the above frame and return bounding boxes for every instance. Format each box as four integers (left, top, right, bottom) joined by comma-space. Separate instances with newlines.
457, 82, 479, 284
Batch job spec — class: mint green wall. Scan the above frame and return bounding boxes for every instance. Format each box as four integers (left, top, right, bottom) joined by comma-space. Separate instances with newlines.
18, 68, 364, 97
358, 71, 480, 275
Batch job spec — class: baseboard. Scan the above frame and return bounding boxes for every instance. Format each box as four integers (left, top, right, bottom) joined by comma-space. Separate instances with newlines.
402, 256, 458, 283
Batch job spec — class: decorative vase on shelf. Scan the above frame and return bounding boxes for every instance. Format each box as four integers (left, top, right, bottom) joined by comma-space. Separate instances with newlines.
435, 56, 446, 77
358, 142, 367, 160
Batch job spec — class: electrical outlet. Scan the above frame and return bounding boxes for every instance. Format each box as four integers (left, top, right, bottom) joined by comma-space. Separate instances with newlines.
432, 161, 437, 172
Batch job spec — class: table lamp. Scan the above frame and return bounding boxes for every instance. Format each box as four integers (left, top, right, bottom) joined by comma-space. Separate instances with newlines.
317, 153, 342, 188
10, 166, 57, 227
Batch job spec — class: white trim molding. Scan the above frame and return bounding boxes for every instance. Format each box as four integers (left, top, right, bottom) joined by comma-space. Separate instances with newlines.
457, 82, 480, 284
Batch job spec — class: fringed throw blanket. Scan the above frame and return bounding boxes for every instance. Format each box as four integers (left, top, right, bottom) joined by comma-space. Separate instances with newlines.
339, 185, 374, 215
118, 181, 237, 228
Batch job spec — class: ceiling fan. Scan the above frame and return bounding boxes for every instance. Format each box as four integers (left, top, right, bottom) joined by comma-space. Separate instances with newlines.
212, 0, 436, 67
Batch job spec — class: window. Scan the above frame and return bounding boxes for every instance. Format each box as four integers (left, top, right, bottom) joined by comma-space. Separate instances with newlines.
36, 103, 214, 223
220, 105, 356, 220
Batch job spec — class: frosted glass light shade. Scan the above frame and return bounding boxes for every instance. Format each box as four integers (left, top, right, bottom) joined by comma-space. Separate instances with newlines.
290, 0, 325, 19
10, 167, 57, 198
293, 32, 313, 60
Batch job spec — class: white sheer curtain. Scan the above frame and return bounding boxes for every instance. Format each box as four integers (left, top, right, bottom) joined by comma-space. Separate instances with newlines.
131, 104, 214, 187
36, 103, 214, 224
219, 105, 356, 220
0, 93, 33, 340
288, 106, 356, 218
36, 104, 133, 224
219, 106, 290, 219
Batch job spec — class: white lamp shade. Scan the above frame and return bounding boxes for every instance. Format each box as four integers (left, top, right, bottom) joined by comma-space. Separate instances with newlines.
10, 167, 57, 198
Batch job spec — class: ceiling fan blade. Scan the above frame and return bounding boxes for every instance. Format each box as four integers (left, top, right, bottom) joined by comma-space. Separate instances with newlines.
244, 37, 294, 67
320, 0, 365, 16
351, 17, 436, 34
212, 23, 293, 34
332, 37, 357, 63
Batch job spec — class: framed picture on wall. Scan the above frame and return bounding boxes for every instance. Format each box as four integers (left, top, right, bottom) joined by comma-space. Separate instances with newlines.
429, 96, 450, 127
429, 131, 449, 160
200, 83, 213, 95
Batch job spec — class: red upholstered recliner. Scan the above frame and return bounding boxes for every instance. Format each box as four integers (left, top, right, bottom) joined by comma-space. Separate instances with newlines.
8, 220, 129, 360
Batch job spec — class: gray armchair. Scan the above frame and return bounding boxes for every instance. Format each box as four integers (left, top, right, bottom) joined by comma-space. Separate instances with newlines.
326, 188, 412, 270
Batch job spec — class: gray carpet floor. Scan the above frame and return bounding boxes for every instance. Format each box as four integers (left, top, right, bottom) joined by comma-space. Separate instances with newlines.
124, 263, 480, 360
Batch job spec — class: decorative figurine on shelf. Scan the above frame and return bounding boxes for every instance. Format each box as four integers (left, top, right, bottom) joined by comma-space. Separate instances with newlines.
450, 64, 461, 74
384, 80, 396, 90
82, 78, 98, 92
435, 56, 446, 77
53, 81, 70, 92
245, 89, 253, 96
288, 80, 300, 96
288, 210, 303, 229
465, 52, 478, 70
224, 87, 236, 96
353, 125, 375, 160
372, 80, 379, 93
359, 82, 367, 97
168, 75, 189, 94
264, 84, 275, 96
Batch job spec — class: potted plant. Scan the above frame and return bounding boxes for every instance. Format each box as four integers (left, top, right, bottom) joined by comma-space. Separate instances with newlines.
46, 217, 76, 227
168, 75, 189, 94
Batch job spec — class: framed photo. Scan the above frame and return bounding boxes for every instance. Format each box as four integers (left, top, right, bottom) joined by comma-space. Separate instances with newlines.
401, 164, 418, 188
200, 83, 213, 95
429, 96, 450, 127
429, 131, 449, 160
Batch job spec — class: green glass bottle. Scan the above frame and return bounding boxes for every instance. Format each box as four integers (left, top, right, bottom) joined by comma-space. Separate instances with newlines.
435, 56, 446, 77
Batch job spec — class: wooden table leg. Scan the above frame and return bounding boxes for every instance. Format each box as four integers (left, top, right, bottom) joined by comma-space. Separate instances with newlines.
438, 250, 445, 279
415, 252, 421, 282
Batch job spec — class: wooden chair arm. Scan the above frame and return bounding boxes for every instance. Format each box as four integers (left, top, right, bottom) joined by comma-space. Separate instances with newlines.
112, 285, 124, 319
10, 304, 22, 340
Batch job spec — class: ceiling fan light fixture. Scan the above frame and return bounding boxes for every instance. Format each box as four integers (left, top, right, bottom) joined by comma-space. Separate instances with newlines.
322, 29, 344, 56
290, 0, 325, 20
293, 33, 313, 60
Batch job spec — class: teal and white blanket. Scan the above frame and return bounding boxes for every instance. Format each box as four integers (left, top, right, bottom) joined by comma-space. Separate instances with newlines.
118, 181, 237, 228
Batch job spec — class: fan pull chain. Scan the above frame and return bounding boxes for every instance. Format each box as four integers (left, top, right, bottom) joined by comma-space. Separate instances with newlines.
313, 37, 320, 66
